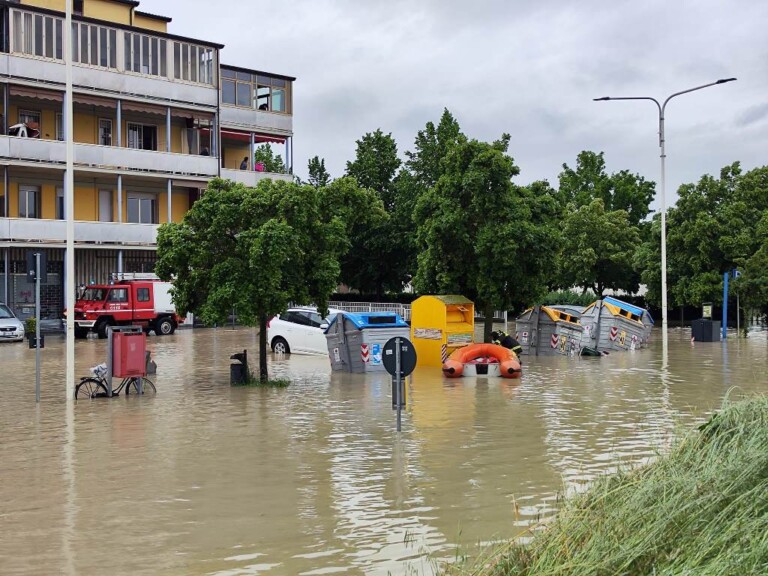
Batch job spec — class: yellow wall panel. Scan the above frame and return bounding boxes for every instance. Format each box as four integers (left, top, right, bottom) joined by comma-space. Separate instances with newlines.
225, 144, 250, 170
74, 185, 97, 221
40, 183, 56, 219
19, 1, 65, 11
73, 112, 96, 144
133, 14, 168, 33
83, 0, 132, 25
171, 191, 189, 222
171, 124, 184, 153
9, 182, 18, 217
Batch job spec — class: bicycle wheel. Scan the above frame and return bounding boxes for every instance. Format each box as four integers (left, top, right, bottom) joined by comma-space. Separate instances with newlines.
75, 378, 108, 400
125, 377, 156, 395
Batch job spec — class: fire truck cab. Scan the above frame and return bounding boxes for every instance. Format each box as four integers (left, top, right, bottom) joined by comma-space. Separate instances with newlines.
72, 274, 182, 339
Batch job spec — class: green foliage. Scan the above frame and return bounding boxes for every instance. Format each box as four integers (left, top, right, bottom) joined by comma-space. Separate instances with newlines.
559, 151, 655, 226
254, 143, 287, 174
156, 178, 356, 381
343, 129, 414, 296
639, 162, 768, 309
453, 395, 768, 576
558, 199, 640, 297
307, 155, 331, 188
406, 108, 463, 189
542, 290, 597, 307
232, 371, 290, 388
24, 317, 36, 335
414, 134, 557, 338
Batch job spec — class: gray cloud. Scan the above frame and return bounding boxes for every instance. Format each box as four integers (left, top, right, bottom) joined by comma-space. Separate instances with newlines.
143, 0, 768, 208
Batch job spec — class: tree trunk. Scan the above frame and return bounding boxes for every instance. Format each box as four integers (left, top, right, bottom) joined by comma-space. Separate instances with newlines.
483, 302, 494, 343
259, 314, 269, 382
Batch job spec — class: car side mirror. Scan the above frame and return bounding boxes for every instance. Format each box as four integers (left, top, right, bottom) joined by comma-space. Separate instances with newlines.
320, 322, 329, 330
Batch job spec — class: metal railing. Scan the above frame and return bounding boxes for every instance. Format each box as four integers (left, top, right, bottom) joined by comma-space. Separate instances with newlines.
328, 301, 412, 322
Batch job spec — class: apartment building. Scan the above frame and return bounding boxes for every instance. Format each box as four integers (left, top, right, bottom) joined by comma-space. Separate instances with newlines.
0, 0, 295, 323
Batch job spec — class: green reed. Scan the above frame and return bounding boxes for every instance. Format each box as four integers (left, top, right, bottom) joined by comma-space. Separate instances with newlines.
448, 395, 768, 576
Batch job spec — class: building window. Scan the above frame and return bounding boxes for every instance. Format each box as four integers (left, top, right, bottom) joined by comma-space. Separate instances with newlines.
99, 119, 113, 146
55, 113, 64, 141
127, 123, 157, 151
18, 110, 41, 139
19, 186, 39, 219
127, 194, 156, 224
173, 41, 215, 85
56, 187, 64, 220
124, 32, 167, 78
221, 68, 291, 113
12, 9, 64, 60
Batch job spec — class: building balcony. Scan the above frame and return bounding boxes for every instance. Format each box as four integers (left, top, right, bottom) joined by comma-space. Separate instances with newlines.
219, 106, 293, 135
0, 136, 218, 178
220, 168, 293, 186
0, 217, 158, 247
0, 53, 218, 108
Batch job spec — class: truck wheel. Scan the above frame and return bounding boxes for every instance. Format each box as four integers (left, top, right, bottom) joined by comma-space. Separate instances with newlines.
156, 317, 176, 336
96, 319, 113, 339
74, 326, 89, 339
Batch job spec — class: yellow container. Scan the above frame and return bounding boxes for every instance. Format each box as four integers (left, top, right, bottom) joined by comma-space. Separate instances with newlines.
410, 295, 475, 367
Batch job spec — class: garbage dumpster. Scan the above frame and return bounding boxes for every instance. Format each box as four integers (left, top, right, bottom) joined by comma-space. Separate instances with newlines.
325, 311, 410, 373
691, 319, 721, 342
410, 295, 474, 367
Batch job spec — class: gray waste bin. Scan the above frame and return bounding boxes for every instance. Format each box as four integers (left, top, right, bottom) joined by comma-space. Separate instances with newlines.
325, 311, 410, 373
691, 319, 721, 342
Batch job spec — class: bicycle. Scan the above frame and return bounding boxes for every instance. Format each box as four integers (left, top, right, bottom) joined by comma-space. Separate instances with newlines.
75, 364, 156, 400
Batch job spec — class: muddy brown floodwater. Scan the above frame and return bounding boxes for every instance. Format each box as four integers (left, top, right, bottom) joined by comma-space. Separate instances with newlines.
0, 326, 766, 575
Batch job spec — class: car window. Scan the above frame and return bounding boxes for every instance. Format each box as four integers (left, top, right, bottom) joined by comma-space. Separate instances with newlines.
283, 311, 309, 326
0, 305, 14, 319
108, 288, 128, 302
307, 312, 323, 327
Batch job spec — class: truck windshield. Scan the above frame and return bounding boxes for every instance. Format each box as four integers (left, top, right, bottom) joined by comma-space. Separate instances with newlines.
81, 288, 107, 301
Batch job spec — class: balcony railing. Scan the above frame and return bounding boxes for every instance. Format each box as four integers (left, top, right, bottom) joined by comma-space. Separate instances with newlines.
0, 217, 158, 246
0, 136, 218, 177
219, 106, 293, 135
220, 168, 293, 186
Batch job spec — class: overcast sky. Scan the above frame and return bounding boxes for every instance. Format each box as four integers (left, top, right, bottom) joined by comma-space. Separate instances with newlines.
145, 0, 767, 209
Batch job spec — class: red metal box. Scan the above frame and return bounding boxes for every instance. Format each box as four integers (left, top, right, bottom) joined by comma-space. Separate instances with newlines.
112, 332, 147, 378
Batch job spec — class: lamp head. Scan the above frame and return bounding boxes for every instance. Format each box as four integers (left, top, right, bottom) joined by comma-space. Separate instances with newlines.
593, 97, 611, 101
716, 78, 737, 84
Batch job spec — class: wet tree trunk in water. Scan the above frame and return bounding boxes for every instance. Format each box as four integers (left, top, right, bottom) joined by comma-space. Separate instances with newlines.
259, 314, 269, 382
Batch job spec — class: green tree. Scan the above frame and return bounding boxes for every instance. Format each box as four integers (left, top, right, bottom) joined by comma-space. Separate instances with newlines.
343, 129, 411, 296
414, 134, 557, 340
558, 198, 640, 297
156, 178, 350, 382
254, 143, 287, 174
406, 108, 463, 189
307, 155, 331, 188
559, 151, 655, 226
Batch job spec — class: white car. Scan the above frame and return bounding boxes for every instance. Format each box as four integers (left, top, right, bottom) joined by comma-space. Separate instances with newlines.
267, 307, 343, 355
0, 304, 25, 342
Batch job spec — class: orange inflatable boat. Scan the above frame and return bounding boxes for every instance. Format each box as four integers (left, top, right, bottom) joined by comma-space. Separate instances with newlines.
442, 343, 522, 379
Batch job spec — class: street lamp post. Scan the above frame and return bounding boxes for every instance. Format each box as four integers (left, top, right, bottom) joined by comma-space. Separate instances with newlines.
593, 78, 736, 359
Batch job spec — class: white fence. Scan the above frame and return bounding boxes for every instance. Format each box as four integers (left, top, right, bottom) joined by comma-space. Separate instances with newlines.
328, 301, 412, 322
327, 302, 509, 325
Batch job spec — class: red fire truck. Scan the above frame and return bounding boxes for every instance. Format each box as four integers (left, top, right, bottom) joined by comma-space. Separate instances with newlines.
71, 274, 183, 338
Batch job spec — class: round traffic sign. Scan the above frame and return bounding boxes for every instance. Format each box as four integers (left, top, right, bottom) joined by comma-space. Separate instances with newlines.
382, 337, 417, 377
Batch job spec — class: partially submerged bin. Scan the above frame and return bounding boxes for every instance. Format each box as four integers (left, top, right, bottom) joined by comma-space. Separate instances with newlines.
112, 329, 146, 378
580, 297, 647, 352
410, 295, 474, 367
515, 305, 583, 356
325, 311, 410, 373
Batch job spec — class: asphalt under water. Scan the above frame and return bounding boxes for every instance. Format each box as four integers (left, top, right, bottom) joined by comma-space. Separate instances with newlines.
0, 326, 766, 575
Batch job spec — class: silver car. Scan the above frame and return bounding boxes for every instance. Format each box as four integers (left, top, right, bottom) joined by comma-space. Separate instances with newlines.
0, 304, 25, 342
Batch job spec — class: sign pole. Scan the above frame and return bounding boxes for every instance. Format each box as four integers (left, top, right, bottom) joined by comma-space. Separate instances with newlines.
35, 253, 41, 403
395, 336, 401, 432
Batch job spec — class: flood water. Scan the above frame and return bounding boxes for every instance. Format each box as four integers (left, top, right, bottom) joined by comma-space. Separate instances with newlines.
1, 326, 766, 575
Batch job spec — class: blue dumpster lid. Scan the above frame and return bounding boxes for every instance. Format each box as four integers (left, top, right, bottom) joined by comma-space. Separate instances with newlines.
326, 311, 408, 331
604, 297, 652, 323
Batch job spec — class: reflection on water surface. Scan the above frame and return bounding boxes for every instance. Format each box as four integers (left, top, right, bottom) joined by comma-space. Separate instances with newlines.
1, 326, 765, 574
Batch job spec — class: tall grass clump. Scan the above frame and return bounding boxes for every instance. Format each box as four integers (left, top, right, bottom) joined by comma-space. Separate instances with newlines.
454, 396, 768, 576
